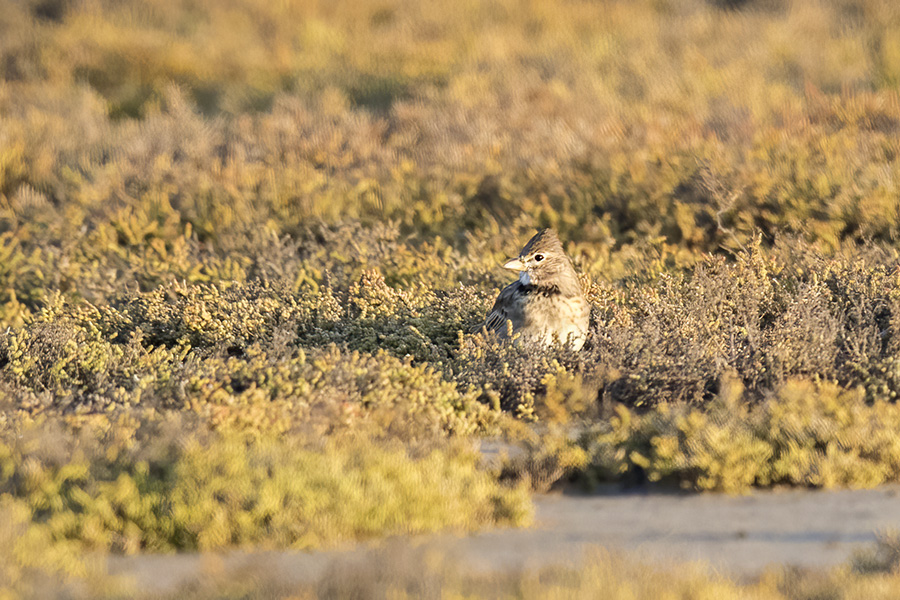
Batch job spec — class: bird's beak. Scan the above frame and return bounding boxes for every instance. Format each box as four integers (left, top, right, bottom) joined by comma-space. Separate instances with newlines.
503, 257, 526, 271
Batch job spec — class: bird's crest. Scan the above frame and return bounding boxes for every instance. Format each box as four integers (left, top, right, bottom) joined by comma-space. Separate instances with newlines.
518, 228, 563, 257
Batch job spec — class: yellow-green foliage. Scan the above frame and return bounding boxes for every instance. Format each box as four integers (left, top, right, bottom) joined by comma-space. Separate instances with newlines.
0, 420, 531, 557
8, 214, 900, 495
583, 378, 900, 493
456, 241, 900, 415
4, 0, 900, 424
0, 495, 97, 597
3, 0, 900, 329
499, 426, 590, 493
0, 284, 500, 436
7, 0, 900, 591
170, 436, 531, 550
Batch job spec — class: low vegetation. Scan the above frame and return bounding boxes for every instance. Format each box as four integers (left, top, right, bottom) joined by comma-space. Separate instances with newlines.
12, 537, 900, 599
0, 419, 529, 555
4, 0, 900, 594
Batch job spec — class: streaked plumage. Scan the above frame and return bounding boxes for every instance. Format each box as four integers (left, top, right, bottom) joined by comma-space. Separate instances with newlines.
476, 229, 590, 350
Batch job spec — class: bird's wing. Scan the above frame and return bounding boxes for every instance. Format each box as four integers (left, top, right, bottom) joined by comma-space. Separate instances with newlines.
474, 282, 524, 334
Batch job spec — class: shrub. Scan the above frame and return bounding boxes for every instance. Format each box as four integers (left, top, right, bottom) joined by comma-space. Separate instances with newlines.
580, 377, 900, 492
0, 419, 532, 555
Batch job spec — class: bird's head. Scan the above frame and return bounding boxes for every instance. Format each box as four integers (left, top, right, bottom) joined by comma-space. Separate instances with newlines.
503, 229, 574, 288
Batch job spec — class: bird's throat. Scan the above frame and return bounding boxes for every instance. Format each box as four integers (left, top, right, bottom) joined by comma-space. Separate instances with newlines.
518, 271, 531, 285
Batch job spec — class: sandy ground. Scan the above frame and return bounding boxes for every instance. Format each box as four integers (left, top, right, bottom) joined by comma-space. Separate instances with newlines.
474, 486, 900, 573
106, 485, 900, 593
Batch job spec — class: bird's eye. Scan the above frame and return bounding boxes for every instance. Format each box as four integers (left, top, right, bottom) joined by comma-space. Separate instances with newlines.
534, 254, 544, 262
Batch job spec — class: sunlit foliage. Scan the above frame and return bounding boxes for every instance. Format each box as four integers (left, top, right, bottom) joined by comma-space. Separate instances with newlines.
4, 0, 900, 593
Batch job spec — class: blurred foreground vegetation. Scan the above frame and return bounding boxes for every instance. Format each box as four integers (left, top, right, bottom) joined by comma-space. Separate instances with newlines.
5, 0, 900, 594
12, 535, 900, 599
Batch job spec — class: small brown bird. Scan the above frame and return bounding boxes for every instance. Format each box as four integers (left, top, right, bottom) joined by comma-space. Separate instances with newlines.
476, 229, 590, 350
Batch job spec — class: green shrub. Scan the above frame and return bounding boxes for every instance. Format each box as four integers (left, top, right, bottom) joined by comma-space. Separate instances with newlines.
0, 420, 531, 555
581, 377, 900, 492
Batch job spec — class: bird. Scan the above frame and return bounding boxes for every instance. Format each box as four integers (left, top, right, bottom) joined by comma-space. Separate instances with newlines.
475, 229, 590, 350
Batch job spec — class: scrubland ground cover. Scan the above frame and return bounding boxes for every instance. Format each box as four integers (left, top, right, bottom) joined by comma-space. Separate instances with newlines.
5, 0, 900, 595
15, 535, 900, 599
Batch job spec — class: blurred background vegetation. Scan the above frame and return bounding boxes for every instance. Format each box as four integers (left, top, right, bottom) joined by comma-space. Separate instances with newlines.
6, 0, 900, 595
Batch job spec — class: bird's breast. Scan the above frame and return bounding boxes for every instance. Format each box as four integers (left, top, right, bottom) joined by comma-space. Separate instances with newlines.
522, 294, 590, 349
